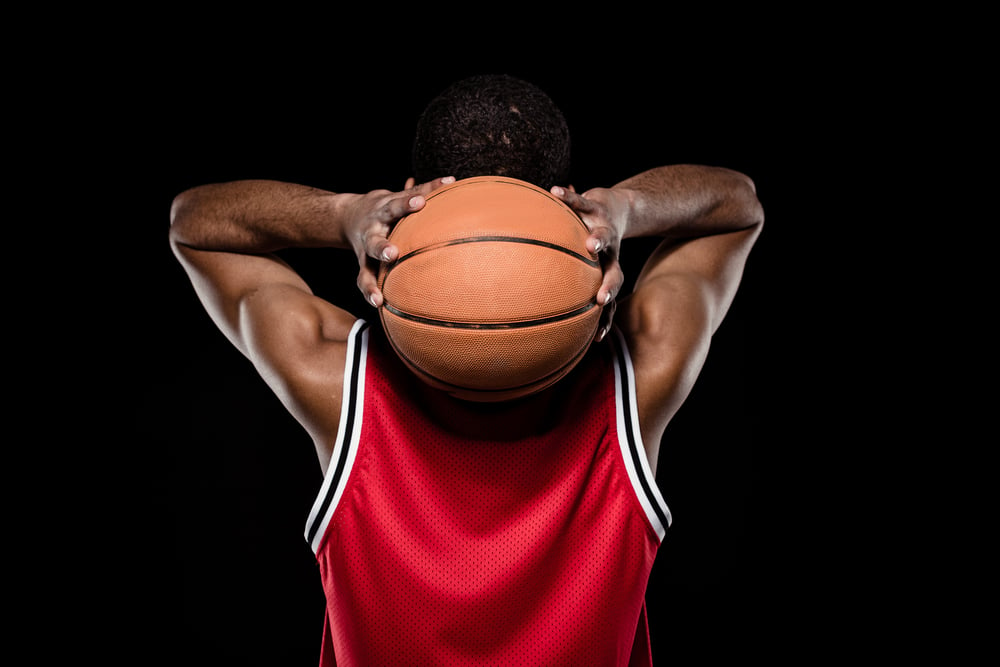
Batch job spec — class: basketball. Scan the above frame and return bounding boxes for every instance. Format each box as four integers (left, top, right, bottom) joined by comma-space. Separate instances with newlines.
377, 176, 603, 402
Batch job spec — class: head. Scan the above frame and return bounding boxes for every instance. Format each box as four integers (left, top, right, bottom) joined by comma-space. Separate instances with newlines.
412, 75, 571, 192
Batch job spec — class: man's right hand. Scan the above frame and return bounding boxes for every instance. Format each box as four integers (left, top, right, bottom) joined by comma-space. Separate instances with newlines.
346, 176, 455, 307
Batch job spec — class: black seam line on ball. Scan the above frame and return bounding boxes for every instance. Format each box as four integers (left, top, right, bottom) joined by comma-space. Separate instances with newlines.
382, 300, 599, 330
391, 236, 601, 269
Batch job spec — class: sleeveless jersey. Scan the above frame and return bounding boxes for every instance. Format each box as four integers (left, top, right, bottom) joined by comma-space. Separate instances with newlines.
305, 320, 671, 666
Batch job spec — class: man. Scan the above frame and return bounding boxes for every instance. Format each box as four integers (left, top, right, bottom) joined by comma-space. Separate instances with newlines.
170, 75, 763, 666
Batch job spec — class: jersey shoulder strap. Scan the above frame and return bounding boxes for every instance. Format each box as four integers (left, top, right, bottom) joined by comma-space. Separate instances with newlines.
304, 319, 370, 553
610, 326, 672, 540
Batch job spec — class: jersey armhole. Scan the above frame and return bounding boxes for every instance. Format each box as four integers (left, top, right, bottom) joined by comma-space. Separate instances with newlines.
304, 319, 370, 554
610, 326, 672, 542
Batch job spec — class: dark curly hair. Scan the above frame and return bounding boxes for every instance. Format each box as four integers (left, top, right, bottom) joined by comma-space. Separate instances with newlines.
412, 75, 571, 191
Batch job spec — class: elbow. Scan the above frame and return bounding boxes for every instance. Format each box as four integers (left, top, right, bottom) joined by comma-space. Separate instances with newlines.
169, 188, 197, 234
709, 168, 765, 234
168, 190, 191, 247
168, 186, 210, 251
739, 173, 765, 229
168, 196, 185, 255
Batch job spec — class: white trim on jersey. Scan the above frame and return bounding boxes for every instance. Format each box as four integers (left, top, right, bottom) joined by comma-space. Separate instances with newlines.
610, 327, 672, 542
305, 319, 370, 554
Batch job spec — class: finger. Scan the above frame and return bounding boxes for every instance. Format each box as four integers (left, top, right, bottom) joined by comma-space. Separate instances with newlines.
586, 226, 618, 256
551, 186, 614, 254
410, 175, 455, 197
377, 175, 457, 225
357, 261, 383, 308
596, 259, 625, 306
363, 192, 427, 262
366, 177, 456, 260
365, 235, 398, 263
595, 300, 617, 342
550, 185, 597, 215
376, 190, 428, 224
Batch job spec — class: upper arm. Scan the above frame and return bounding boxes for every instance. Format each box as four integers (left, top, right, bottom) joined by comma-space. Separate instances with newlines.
620, 223, 762, 468
169, 231, 358, 449
169, 237, 308, 356
238, 282, 357, 449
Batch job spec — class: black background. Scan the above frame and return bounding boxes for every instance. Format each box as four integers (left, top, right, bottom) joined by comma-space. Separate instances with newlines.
63, 12, 859, 666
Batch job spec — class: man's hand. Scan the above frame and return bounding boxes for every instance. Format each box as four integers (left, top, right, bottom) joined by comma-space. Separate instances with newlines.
551, 186, 629, 341
345, 176, 455, 307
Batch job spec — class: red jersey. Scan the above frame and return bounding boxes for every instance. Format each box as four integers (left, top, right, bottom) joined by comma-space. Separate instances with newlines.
305, 320, 671, 666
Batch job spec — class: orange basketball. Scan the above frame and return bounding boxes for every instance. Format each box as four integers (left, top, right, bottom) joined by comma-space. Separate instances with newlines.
377, 176, 603, 402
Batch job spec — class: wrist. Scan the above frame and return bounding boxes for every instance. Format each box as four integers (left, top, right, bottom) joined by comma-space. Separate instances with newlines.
327, 192, 364, 250
608, 187, 641, 240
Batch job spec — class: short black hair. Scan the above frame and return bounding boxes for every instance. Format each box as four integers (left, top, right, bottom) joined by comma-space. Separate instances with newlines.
412, 75, 571, 191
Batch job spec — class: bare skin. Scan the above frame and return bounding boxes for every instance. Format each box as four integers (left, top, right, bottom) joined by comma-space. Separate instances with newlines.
170, 165, 763, 474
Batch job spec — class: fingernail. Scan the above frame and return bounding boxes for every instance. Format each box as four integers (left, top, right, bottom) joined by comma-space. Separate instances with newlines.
603, 292, 613, 305
551, 186, 564, 197
442, 176, 456, 184
381, 248, 393, 262
408, 196, 423, 208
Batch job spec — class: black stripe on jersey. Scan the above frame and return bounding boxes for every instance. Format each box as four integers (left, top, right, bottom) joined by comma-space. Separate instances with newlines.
611, 331, 671, 533
306, 321, 369, 547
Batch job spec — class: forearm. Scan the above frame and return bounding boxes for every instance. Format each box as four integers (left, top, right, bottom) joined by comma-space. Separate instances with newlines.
613, 165, 763, 241
169, 180, 353, 253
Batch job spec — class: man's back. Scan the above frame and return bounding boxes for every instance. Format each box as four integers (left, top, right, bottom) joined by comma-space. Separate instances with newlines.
308, 323, 668, 666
